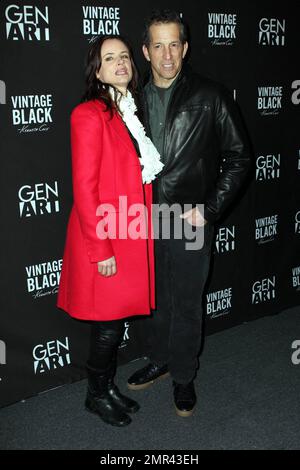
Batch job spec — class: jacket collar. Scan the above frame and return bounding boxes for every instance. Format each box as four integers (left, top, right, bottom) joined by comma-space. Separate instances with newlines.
94, 100, 137, 154
110, 111, 137, 153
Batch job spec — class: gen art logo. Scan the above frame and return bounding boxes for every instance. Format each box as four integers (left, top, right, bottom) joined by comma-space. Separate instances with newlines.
5, 4, 50, 41
258, 18, 285, 46
18, 182, 60, 217
33, 337, 71, 374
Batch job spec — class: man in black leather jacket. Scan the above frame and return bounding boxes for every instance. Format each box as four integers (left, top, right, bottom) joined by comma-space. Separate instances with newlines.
127, 10, 251, 417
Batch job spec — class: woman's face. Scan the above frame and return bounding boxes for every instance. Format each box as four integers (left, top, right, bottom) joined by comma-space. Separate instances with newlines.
96, 38, 133, 94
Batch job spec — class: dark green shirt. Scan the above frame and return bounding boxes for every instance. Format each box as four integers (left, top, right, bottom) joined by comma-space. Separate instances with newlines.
144, 77, 178, 159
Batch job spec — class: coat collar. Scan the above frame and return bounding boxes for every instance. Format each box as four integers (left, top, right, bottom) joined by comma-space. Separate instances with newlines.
111, 111, 138, 154
93, 99, 136, 154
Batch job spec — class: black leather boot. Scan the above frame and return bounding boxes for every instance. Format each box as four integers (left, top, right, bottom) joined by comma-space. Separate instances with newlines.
127, 363, 169, 390
85, 365, 131, 427
107, 358, 140, 413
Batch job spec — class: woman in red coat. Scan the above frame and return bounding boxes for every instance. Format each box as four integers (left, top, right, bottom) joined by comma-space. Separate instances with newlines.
57, 35, 163, 427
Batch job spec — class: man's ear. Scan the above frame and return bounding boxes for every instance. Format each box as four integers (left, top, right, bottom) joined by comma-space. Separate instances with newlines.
142, 44, 151, 62
183, 42, 189, 59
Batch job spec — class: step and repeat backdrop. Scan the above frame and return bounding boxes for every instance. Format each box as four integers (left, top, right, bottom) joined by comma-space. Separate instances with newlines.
0, 1, 299, 407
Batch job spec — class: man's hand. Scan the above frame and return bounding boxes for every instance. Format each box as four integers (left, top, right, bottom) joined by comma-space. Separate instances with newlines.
180, 207, 207, 227
97, 256, 117, 277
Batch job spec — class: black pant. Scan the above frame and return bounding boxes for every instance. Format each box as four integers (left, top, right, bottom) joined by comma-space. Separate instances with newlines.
87, 320, 124, 372
146, 218, 214, 383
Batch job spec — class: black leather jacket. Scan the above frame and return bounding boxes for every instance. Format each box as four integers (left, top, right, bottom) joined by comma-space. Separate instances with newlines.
143, 66, 252, 224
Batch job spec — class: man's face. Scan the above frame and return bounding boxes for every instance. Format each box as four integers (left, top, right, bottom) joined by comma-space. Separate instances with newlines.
143, 22, 188, 88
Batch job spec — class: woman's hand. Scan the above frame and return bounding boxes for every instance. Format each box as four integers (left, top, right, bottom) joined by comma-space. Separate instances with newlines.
97, 256, 117, 277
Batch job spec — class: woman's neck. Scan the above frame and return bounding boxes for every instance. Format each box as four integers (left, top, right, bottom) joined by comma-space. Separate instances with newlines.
115, 86, 128, 96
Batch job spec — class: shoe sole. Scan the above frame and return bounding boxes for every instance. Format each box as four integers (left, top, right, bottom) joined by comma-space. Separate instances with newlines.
127, 372, 170, 391
175, 406, 195, 417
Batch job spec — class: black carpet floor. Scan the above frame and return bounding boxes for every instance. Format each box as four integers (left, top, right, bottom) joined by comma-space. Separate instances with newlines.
1, 307, 300, 450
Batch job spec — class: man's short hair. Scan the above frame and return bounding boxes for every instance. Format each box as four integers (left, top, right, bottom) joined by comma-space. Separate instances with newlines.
143, 9, 188, 47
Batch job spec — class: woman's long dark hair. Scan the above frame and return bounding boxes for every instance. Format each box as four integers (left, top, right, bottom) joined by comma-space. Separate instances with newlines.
81, 34, 139, 117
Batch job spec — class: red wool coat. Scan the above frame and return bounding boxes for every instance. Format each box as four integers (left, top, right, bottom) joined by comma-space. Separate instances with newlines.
57, 100, 155, 321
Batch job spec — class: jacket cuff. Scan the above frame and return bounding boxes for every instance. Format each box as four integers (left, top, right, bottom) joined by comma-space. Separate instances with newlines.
86, 241, 114, 263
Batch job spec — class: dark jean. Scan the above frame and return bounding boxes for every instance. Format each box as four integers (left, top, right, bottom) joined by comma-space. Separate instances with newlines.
146, 217, 214, 383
